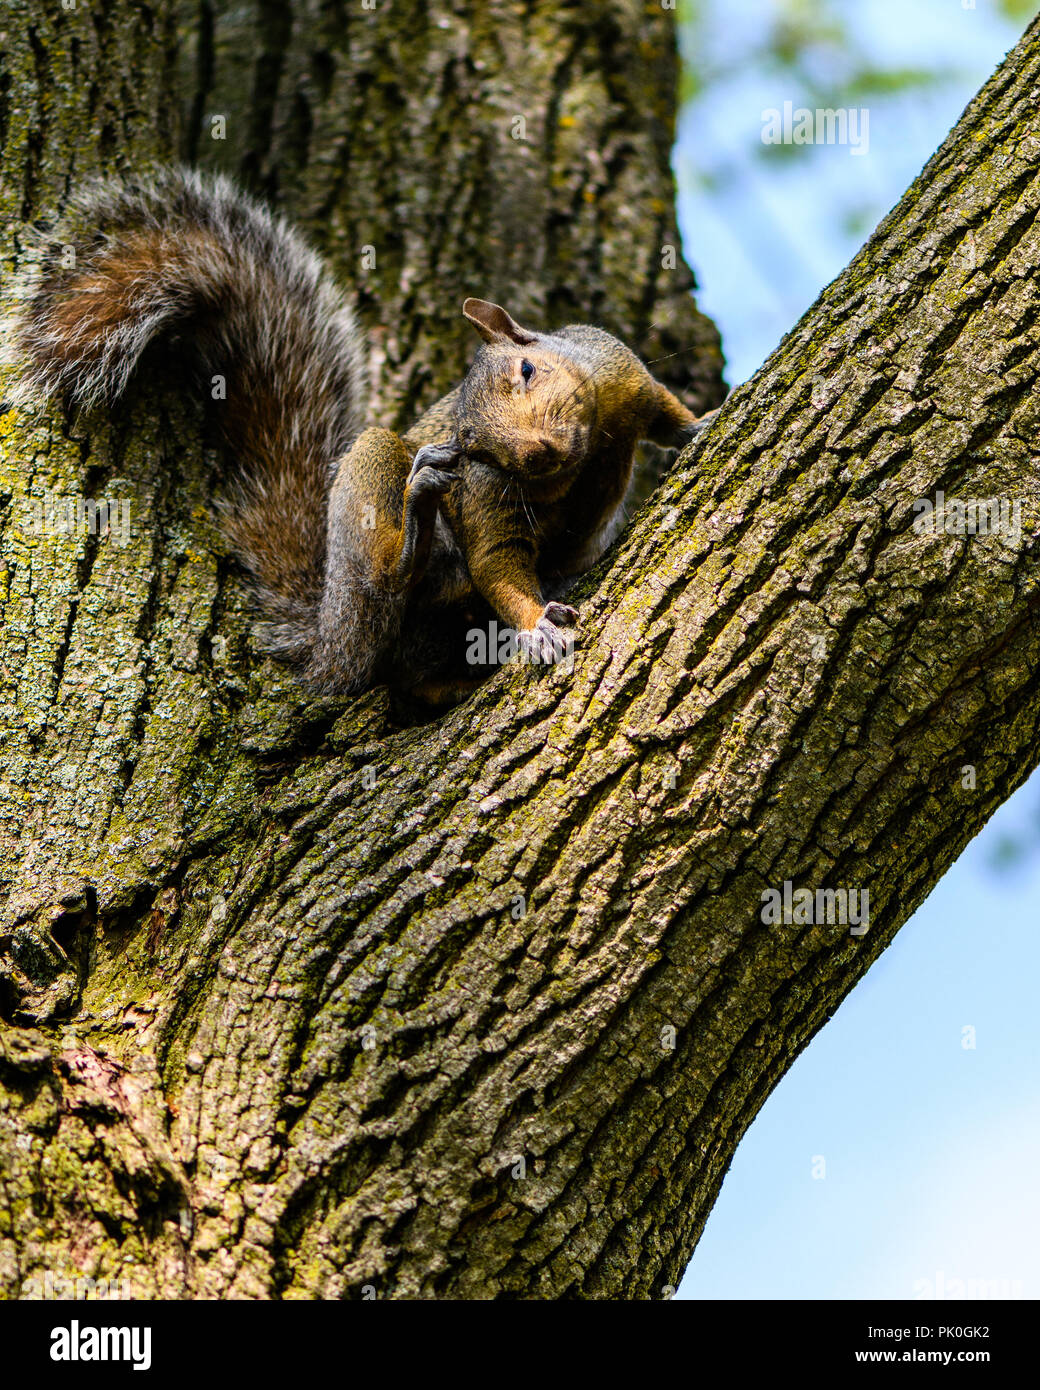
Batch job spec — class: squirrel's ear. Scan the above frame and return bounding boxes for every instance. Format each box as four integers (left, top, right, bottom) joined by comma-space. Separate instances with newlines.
462, 298, 537, 346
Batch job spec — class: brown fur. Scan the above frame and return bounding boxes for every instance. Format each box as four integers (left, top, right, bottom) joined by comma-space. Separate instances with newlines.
7, 169, 712, 698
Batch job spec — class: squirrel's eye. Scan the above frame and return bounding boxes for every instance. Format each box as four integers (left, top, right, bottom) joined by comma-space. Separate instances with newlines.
520, 359, 535, 384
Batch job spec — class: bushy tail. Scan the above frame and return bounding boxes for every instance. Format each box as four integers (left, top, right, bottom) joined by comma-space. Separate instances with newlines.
6, 166, 365, 667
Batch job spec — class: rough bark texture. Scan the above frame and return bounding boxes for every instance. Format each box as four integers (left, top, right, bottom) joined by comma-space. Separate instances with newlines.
0, 0, 1038, 1300
178, 0, 724, 435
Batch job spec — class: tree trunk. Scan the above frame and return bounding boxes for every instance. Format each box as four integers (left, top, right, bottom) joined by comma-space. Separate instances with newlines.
1, 0, 1038, 1300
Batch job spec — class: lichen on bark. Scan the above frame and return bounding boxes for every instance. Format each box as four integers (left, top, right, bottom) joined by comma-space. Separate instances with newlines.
1, 0, 1038, 1301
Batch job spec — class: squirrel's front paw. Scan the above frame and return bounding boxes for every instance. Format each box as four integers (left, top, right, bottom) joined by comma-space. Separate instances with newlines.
408, 464, 457, 502
517, 605, 578, 665
409, 441, 460, 486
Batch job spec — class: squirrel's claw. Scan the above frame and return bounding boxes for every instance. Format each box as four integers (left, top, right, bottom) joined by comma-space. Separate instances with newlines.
409, 440, 460, 482
407, 465, 456, 500
518, 613, 576, 666
542, 602, 578, 627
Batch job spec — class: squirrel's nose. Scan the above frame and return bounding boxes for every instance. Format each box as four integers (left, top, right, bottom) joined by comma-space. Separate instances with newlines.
519, 434, 560, 470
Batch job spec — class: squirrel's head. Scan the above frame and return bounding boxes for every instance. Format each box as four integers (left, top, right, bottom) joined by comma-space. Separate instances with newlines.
454, 298, 594, 485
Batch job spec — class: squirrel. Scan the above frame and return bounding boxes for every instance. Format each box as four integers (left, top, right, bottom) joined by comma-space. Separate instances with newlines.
5, 167, 715, 702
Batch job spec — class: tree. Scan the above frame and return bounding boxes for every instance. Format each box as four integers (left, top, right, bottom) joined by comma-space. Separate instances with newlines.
0, 0, 1037, 1300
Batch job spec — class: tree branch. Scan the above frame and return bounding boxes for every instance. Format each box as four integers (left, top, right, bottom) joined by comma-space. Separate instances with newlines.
1, 0, 1038, 1300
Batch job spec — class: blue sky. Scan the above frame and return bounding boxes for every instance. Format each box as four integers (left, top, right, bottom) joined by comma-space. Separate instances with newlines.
675, 0, 1036, 384
674, 0, 1040, 1300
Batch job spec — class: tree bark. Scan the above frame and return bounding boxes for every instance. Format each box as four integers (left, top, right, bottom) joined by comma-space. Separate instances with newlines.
1, 0, 1038, 1300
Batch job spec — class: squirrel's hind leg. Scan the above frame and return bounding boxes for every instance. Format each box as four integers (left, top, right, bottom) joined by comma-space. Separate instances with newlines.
309, 429, 455, 694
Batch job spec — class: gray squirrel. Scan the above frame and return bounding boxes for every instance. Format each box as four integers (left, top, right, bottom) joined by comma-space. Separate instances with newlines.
7, 167, 713, 701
